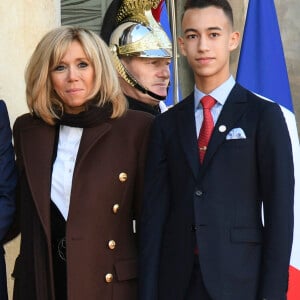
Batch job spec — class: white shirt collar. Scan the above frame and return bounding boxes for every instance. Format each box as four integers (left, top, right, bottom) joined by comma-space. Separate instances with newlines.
194, 75, 236, 110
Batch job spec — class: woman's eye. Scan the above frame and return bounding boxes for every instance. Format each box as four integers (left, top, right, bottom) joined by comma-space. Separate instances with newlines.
53, 65, 66, 72
78, 62, 88, 68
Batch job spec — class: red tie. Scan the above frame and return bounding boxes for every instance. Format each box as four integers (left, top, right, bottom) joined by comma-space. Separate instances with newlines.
198, 95, 216, 163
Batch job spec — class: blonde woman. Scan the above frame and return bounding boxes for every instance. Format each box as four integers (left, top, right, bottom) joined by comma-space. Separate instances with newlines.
12, 26, 153, 300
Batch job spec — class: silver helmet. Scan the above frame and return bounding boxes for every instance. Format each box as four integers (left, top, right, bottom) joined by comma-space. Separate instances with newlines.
105, 0, 172, 100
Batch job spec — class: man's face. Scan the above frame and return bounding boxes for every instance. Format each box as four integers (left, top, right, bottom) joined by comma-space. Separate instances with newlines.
121, 56, 171, 106
178, 6, 239, 90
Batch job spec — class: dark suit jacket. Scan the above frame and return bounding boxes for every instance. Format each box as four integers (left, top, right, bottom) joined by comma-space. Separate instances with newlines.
12, 110, 153, 300
139, 84, 294, 300
0, 100, 17, 300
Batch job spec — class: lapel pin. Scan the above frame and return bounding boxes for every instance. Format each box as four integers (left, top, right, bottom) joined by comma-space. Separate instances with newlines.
219, 125, 227, 133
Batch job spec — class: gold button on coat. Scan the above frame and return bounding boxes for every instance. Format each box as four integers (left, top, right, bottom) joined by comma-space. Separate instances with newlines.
112, 204, 120, 214
108, 240, 116, 250
105, 273, 113, 283
119, 172, 127, 182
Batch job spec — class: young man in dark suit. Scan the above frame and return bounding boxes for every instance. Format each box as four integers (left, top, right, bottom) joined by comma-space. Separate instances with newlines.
138, 0, 294, 299
0, 100, 16, 300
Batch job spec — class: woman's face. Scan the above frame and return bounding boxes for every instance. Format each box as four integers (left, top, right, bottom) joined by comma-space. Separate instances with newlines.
50, 40, 95, 114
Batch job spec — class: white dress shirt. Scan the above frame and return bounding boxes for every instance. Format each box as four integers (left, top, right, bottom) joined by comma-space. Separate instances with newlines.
51, 125, 83, 220
194, 75, 236, 137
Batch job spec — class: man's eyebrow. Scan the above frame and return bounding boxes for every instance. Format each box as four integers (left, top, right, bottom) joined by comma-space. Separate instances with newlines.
184, 28, 197, 34
184, 26, 222, 34
207, 26, 222, 31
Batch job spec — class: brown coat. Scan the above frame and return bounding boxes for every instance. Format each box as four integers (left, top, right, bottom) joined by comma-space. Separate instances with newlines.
12, 110, 153, 300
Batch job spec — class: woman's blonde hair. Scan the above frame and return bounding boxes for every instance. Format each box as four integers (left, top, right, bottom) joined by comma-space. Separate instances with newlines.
25, 26, 127, 125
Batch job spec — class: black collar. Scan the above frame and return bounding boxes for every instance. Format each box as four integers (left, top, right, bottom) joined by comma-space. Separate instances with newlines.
126, 96, 161, 116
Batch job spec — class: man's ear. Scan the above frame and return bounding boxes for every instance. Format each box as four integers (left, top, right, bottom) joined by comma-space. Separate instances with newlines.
178, 36, 187, 56
229, 31, 240, 51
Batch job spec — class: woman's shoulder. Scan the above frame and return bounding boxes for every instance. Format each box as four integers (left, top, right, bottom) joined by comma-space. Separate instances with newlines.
126, 108, 154, 119
120, 109, 154, 125
14, 113, 35, 125
108, 109, 154, 137
14, 113, 48, 131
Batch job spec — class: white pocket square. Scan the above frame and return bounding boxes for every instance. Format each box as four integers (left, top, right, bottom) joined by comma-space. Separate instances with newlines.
226, 128, 247, 140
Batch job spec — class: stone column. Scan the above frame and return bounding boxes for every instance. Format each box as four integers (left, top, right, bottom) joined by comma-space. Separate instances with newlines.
0, 1, 60, 298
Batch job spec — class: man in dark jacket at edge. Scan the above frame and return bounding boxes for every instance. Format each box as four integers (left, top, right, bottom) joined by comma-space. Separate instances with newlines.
101, 0, 173, 116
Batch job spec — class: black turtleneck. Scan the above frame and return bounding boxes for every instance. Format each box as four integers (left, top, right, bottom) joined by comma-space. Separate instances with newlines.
126, 96, 161, 116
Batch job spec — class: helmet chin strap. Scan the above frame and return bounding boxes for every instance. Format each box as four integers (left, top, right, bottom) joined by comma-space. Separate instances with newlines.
132, 81, 168, 101
111, 51, 169, 102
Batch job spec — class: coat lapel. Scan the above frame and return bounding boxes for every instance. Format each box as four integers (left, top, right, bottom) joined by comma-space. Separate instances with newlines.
20, 119, 112, 239
67, 122, 111, 222
20, 121, 56, 242
201, 84, 249, 172
74, 122, 111, 172
177, 94, 199, 179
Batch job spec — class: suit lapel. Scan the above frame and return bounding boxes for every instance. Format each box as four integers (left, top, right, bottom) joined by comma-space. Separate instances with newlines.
177, 94, 199, 179
21, 121, 56, 242
201, 84, 249, 171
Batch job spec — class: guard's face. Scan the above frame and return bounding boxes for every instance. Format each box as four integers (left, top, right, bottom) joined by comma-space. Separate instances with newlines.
121, 56, 171, 105
50, 40, 95, 114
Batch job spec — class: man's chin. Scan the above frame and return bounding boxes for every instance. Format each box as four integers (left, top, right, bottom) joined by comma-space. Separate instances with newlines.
152, 89, 167, 98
